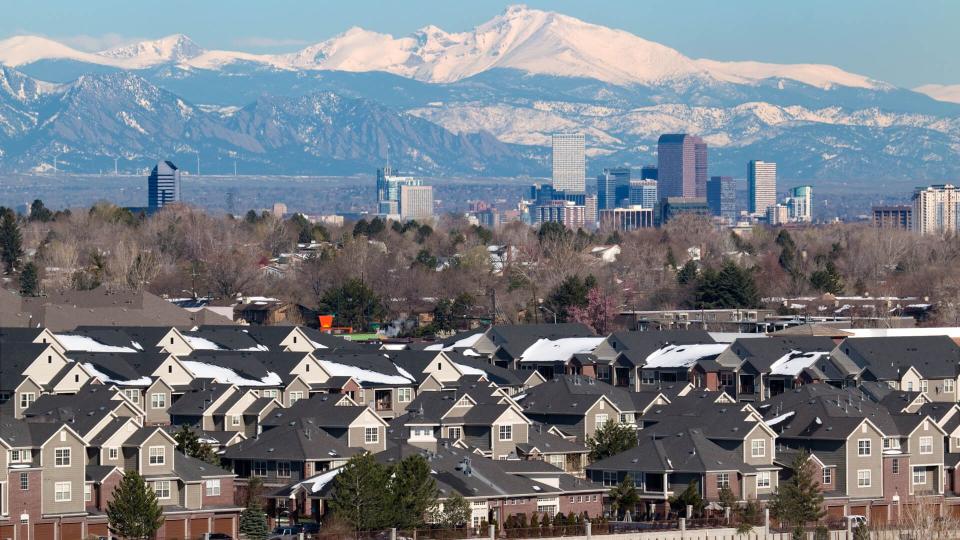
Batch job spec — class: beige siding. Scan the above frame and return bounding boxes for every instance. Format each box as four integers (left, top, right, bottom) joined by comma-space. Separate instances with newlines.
743, 424, 776, 467
14, 378, 43, 419
51, 364, 92, 393
909, 419, 945, 466
153, 356, 194, 387
184, 483, 203, 510
845, 421, 884, 499
583, 398, 619, 440
145, 380, 173, 425
284, 379, 311, 407
41, 428, 86, 515
139, 431, 176, 476
21, 346, 70, 386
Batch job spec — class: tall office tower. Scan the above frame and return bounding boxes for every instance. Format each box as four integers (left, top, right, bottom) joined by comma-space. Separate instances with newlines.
597, 167, 630, 210
375, 166, 395, 203
584, 195, 598, 229
551, 133, 586, 193
147, 160, 181, 210
747, 160, 777, 215
707, 176, 737, 222
787, 185, 813, 222
399, 185, 434, 221
376, 167, 421, 216
628, 180, 658, 209
640, 165, 658, 181
657, 134, 707, 198
913, 184, 960, 235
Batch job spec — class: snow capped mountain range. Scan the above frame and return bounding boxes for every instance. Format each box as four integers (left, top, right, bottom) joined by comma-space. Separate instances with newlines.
0, 5, 958, 178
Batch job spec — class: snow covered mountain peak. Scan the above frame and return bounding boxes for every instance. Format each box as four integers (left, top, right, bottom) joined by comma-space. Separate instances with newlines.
97, 34, 204, 67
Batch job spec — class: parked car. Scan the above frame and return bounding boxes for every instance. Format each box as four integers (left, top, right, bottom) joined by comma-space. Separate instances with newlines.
268, 525, 303, 540
845, 515, 868, 528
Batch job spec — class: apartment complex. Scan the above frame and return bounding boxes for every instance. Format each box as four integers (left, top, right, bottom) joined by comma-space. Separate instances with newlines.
913, 184, 960, 235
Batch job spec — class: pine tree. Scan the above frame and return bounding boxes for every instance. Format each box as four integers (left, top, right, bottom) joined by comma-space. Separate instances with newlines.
388, 454, 439, 529
329, 454, 391, 531
769, 449, 825, 529
810, 260, 844, 294
29, 199, 53, 222
19, 262, 39, 296
239, 477, 269, 540
586, 420, 637, 462
718, 485, 737, 509
669, 480, 704, 515
107, 470, 165, 540
607, 475, 640, 519
0, 208, 23, 274
173, 424, 220, 465
676, 260, 698, 285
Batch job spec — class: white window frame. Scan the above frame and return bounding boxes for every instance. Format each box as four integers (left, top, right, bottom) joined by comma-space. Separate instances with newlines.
921, 380, 929, 393
252, 461, 267, 477
84, 484, 92, 502
919, 436, 933, 455
448, 427, 462, 440
913, 467, 927, 486
148, 446, 165, 466
822, 467, 832, 485
19, 392, 35, 410
857, 439, 871, 457
717, 472, 730, 489
364, 427, 379, 444
205, 479, 221, 496
153, 480, 170, 500
602, 471, 617, 487
277, 461, 291, 478
595, 413, 608, 426
231, 415, 242, 427
498, 425, 513, 441
54, 447, 71, 467
19, 472, 28, 490
857, 469, 871, 488
289, 391, 304, 405
123, 389, 140, 404
108, 447, 119, 460
398, 388, 412, 403
751, 439, 766, 458
54, 481, 71, 502
946, 379, 956, 393
756, 471, 770, 489
263, 389, 278, 399
150, 393, 166, 409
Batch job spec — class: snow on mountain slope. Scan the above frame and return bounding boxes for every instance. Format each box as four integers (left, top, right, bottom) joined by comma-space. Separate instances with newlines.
0, 36, 111, 67
97, 34, 204, 67
695, 59, 883, 90
914, 84, 960, 104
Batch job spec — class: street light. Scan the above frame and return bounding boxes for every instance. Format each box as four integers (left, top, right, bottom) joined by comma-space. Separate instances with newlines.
538, 305, 557, 324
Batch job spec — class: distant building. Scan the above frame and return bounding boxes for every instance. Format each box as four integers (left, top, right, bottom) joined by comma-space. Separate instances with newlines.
766, 203, 790, 226
599, 206, 654, 231
147, 160, 181, 210
872, 205, 912, 230
657, 134, 707, 198
629, 180, 658, 209
399, 185, 434, 221
640, 165, 658, 181
656, 197, 710, 225
272, 202, 288, 216
748, 160, 777, 215
552, 133, 586, 194
913, 184, 960, 235
786, 185, 813, 222
376, 167, 421, 216
476, 208, 502, 229
597, 167, 630, 210
584, 195, 598, 229
707, 176, 737, 222
535, 200, 586, 229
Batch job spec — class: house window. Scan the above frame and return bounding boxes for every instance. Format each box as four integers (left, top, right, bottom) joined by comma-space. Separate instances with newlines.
857, 439, 871, 456
921, 380, 929, 393
549, 454, 565, 469
717, 473, 730, 489
448, 427, 462, 440
289, 391, 304, 405
206, 479, 221, 496
108, 447, 119, 460
253, 461, 267, 476
20, 472, 28, 490
84, 484, 92, 502
150, 393, 166, 409
148, 446, 165, 466
641, 371, 656, 385
54, 448, 71, 467
857, 470, 871, 488
123, 389, 140, 404
364, 428, 379, 444
913, 468, 927, 486
595, 414, 608, 426
751, 439, 766, 458
398, 388, 412, 402
231, 415, 242, 427
153, 480, 170, 499
265, 389, 279, 398
498, 425, 513, 441
892, 458, 900, 474
19, 392, 35, 410
822, 468, 832, 485
54, 481, 72, 502
277, 461, 291, 478
11, 449, 30, 463
597, 366, 610, 380
719, 372, 735, 387
756, 471, 770, 489
919, 436, 933, 454
602, 471, 617, 487
946, 379, 955, 393
907, 381, 914, 391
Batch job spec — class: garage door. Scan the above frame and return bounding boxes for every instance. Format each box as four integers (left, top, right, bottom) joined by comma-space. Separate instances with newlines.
160, 517, 186, 540
950, 504, 960, 518
190, 517, 209, 538
87, 522, 109, 538
213, 517, 234, 535
826, 505, 845, 519
62, 522, 84, 539
34, 523, 55, 540
849, 505, 867, 516
0, 524, 14, 540
869, 504, 887, 525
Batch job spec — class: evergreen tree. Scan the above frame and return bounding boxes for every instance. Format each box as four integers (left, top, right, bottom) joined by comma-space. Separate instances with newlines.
434, 493, 471, 528
718, 485, 737, 510
29, 199, 53, 222
329, 454, 391, 531
19, 262, 39, 296
0, 208, 23, 273
607, 475, 639, 519
768, 449, 825, 529
537, 221, 569, 245
545, 274, 597, 322
173, 424, 220, 465
810, 260, 844, 294
319, 278, 387, 332
691, 260, 759, 309
665, 246, 678, 269
389, 455, 439, 529
585, 419, 637, 462
669, 480, 704, 515
676, 260, 698, 285
239, 477, 269, 540
107, 470, 165, 540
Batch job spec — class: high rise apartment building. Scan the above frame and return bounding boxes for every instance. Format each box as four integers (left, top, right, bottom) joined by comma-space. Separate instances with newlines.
786, 185, 813, 223
913, 184, 960, 235
748, 160, 777, 215
551, 133, 586, 194
399, 185, 434, 221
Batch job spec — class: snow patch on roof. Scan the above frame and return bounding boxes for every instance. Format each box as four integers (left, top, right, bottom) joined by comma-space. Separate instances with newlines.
519, 337, 605, 363
184, 336, 224, 351
181, 360, 282, 387
768, 351, 832, 376
318, 360, 412, 385
452, 362, 486, 376
54, 334, 137, 353
764, 411, 795, 427
301, 467, 342, 494
643, 343, 729, 368
82, 363, 152, 386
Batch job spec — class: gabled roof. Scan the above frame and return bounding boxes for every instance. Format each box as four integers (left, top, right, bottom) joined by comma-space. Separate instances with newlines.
68, 351, 169, 384
486, 324, 595, 360
608, 330, 716, 365
259, 394, 380, 429
840, 335, 960, 380
760, 385, 897, 440
222, 423, 361, 462
589, 428, 751, 474
181, 327, 268, 351
21, 383, 133, 434
167, 380, 234, 416
70, 326, 173, 351
729, 336, 836, 373
516, 424, 589, 455
522, 376, 626, 416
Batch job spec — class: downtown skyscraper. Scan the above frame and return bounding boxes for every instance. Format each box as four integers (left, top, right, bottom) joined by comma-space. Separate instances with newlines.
748, 160, 778, 215
552, 133, 586, 194
147, 160, 181, 210
597, 167, 630, 210
657, 134, 707, 198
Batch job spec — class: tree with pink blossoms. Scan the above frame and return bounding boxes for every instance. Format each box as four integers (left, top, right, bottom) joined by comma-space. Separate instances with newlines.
569, 287, 617, 334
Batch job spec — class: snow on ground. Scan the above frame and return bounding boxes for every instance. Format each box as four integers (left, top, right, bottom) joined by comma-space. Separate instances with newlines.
82, 363, 152, 386
317, 360, 412, 385
768, 351, 832, 377
54, 334, 137, 353
181, 360, 282, 387
519, 337, 605, 363
643, 343, 730, 368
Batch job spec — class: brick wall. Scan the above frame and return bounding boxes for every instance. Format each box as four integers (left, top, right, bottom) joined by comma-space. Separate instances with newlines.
559, 492, 604, 517
203, 477, 237, 507
7, 470, 42, 522
703, 472, 741, 501
883, 455, 910, 501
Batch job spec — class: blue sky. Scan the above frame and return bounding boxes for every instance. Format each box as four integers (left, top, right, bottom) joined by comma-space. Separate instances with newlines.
3, 0, 956, 87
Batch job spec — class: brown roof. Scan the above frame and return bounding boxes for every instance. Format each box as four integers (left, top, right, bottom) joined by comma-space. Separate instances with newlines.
771, 323, 853, 338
